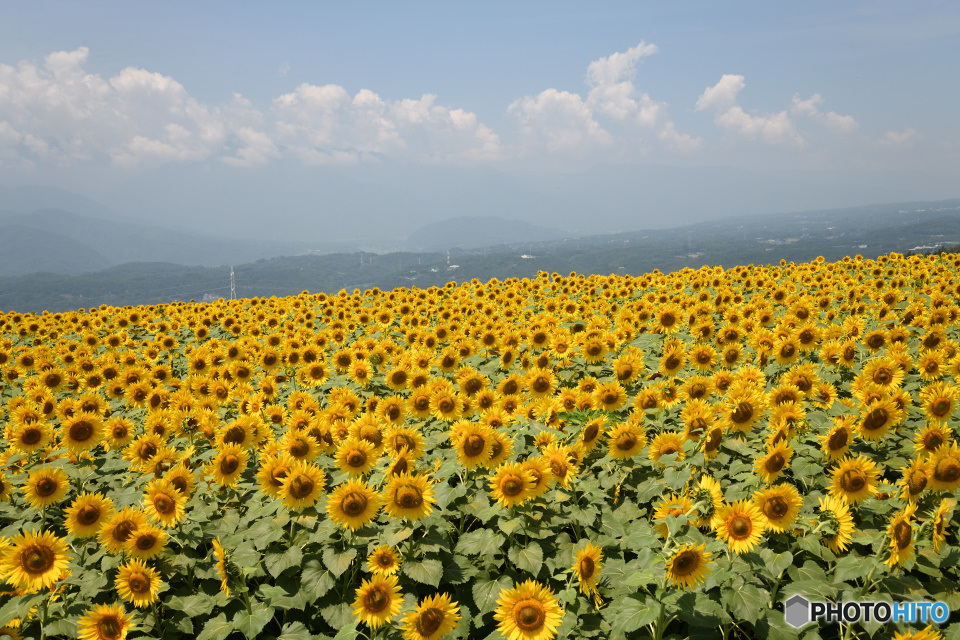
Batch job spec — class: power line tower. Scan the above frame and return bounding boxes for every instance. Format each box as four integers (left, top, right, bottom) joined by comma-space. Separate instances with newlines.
230, 267, 236, 300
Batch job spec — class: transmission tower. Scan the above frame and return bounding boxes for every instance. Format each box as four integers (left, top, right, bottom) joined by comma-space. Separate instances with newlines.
230, 267, 236, 300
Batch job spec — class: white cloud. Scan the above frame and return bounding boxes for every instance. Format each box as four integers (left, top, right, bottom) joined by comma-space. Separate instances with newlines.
791, 94, 858, 133
877, 127, 919, 148
511, 41, 701, 156
696, 75, 805, 147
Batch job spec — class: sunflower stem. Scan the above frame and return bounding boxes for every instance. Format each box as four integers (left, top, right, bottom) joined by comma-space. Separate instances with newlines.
39, 594, 48, 640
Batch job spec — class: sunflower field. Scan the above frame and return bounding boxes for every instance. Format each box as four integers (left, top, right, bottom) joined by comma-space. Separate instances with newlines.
1, 252, 959, 640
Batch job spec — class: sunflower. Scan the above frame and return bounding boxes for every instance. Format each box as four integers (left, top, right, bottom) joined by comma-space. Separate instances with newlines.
753, 484, 803, 532
688, 344, 717, 372
884, 504, 917, 568
0, 471, 9, 503
931, 498, 955, 553
23, 465, 70, 510
647, 431, 685, 465
914, 423, 953, 458
353, 574, 402, 630
679, 399, 714, 442
919, 381, 958, 424
76, 603, 133, 640
367, 545, 402, 575
857, 396, 904, 440
659, 342, 687, 377
212, 537, 230, 596
701, 425, 723, 461
256, 453, 295, 499
593, 380, 628, 411
8, 421, 52, 454
754, 440, 793, 485
665, 542, 712, 591
114, 558, 161, 608
452, 423, 494, 469
383, 472, 435, 521
578, 416, 606, 451
525, 368, 557, 399
819, 415, 855, 461
385, 426, 425, 460
59, 412, 104, 453
917, 350, 944, 381
124, 524, 166, 561
281, 461, 327, 511
429, 389, 462, 422
862, 356, 905, 389
690, 475, 724, 528
521, 457, 555, 498
142, 478, 186, 528
542, 443, 577, 489
573, 543, 603, 598
928, 442, 960, 491
494, 579, 563, 640
326, 480, 381, 531
401, 592, 461, 640
817, 495, 855, 554
208, 443, 249, 488
652, 494, 694, 537
336, 438, 378, 476
712, 500, 765, 554
606, 421, 647, 459
489, 462, 535, 508
64, 492, 115, 538
899, 457, 931, 502
722, 385, 766, 434
829, 454, 880, 504
98, 507, 149, 555
0, 530, 71, 593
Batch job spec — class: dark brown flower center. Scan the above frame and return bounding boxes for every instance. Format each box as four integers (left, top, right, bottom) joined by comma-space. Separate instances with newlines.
664, 355, 681, 371
364, 586, 389, 613
763, 497, 789, 520
673, 551, 698, 576
395, 486, 422, 509
730, 515, 752, 539
154, 494, 175, 515
129, 573, 150, 594
862, 408, 888, 432
223, 426, 245, 445
22, 427, 43, 445
416, 608, 445, 636
220, 455, 240, 476
932, 400, 951, 417
78, 505, 101, 525
840, 469, 866, 493
731, 402, 754, 423
765, 453, 786, 474
828, 428, 848, 450
463, 434, 486, 457
136, 534, 157, 550
98, 617, 123, 640
893, 521, 911, 550
615, 432, 638, 451
516, 602, 546, 631
37, 477, 59, 497
347, 450, 367, 468
291, 475, 315, 498
907, 469, 927, 496
502, 477, 524, 497
23, 545, 54, 573
342, 491, 368, 517
579, 556, 595, 580
934, 457, 960, 483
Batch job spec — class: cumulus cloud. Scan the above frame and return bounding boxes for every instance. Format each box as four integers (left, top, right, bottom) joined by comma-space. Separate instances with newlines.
877, 127, 919, 148
0, 47, 500, 169
510, 41, 701, 156
696, 75, 805, 147
790, 94, 858, 133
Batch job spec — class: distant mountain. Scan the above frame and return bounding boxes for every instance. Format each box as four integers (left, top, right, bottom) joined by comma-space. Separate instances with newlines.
0, 185, 127, 221
404, 216, 567, 251
0, 207, 317, 277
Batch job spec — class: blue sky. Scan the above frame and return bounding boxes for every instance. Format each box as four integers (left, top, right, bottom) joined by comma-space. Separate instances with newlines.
1, 2, 958, 243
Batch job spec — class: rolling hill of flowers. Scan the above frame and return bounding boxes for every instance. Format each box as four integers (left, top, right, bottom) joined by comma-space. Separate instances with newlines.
0, 252, 958, 640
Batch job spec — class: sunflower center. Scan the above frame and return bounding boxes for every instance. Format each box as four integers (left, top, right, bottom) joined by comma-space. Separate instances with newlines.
907, 469, 927, 495
615, 432, 638, 451
97, 617, 123, 640
873, 368, 892, 384
673, 550, 698, 576
934, 457, 960, 483
396, 486, 423, 509
664, 355, 681, 371
583, 423, 599, 443
840, 469, 866, 493
828, 429, 848, 450
223, 426, 245, 445
924, 432, 945, 451
464, 434, 486, 457
893, 521, 912, 550
780, 344, 795, 358
291, 475, 316, 499
705, 428, 722, 451
502, 477, 524, 497
416, 607, 445, 636
347, 450, 367, 468
37, 477, 59, 497
532, 376, 551, 393
516, 601, 546, 631
763, 497, 789, 520
364, 586, 389, 613
128, 573, 149, 594
138, 442, 158, 460
78, 505, 101, 525
660, 313, 677, 328
342, 491, 368, 517
113, 520, 136, 542
641, 395, 659, 409
289, 438, 310, 458
932, 400, 951, 417
730, 515, 752, 539
154, 494, 175, 515
22, 545, 55, 574
136, 534, 157, 551
579, 556, 595, 580
658, 444, 678, 457
731, 402, 754, 423
765, 453, 786, 473
390, 457, 409, 476
112, 425, 130, 439
220, 455, 241, 476
437, 398, 455, 414
862, 408, 888, 432
376, 554, 394, 568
